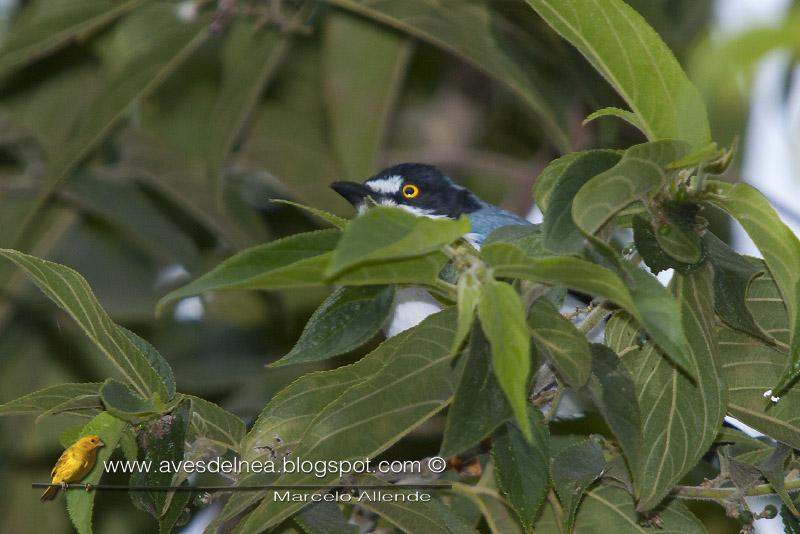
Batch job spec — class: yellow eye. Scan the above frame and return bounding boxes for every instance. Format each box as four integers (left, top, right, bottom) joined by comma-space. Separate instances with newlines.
402, 184, 419, 199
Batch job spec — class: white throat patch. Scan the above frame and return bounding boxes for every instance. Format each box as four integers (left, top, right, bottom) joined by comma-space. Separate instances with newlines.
366, 175, 403, 194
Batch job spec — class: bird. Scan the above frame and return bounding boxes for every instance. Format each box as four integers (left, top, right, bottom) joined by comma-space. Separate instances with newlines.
41, 434, 104, 501
330, 163, 588, 419
331, 163, 532, 337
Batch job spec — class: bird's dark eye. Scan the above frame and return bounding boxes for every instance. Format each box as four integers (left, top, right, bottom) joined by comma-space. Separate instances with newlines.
402, 184, 419, 199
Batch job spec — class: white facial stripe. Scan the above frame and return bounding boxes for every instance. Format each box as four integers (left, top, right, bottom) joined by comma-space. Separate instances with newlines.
366, 175, 403, 194
394, 204, 448, 219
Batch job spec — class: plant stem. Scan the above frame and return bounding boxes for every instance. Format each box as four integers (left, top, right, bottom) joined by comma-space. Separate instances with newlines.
672, 478, 800, 501
547, 489, 566, 532
577, 303, 610, 334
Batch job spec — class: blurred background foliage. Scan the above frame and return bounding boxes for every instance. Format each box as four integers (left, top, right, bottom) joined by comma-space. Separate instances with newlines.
0, 0, 798, 532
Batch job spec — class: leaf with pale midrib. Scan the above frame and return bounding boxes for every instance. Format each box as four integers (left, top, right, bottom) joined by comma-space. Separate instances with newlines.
604, 265, 725, 511
0, 383, 101, 417
708, 180, 800, 394
528, 299, 591, 388
273, 285, 395, 367
217, 310, 457, 531
526, 0, 711, 150
0, 249, 174, 402
720, 272, 800, 448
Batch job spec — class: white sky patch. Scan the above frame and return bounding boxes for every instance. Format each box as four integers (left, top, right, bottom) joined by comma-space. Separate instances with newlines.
366, 175, 403, 194
173, 297, 204, 322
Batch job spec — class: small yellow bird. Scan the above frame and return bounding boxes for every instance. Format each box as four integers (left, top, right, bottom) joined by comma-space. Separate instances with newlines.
41, 435, 105, 501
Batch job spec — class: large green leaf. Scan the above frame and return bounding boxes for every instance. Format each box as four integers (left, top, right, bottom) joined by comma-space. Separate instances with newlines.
478, 280, 532, 441
352, 474, 469, 534
273, 285, 395, 367
326, 0, 570, 152
99, 378, 162, 421
528, 299, 591, 388
720, 273, 800, 448
326, 207, 469, 276
0, 383, 101, 418
492, 408, 549, 531
542, 150, 622, 254
526, 0, 711, 150
570, 486, 706, 533
441, 326, 512, 458
707, 181, 800, 395
323, 10, 411, 181
66, 412, 127, 534
571, 140, 692, 236
16, 5, 211, 246
452, 469, 524, 534
484, 241, 692, 374
185, 395, 245, 454
129, 401, 191, 531
206, 21, 287, 200
222, 310, 457, 532
157, 230, 340, 312
604, 266, 726, 511
550, 439, 607, 533
0, 0, 145, 77
0, 249, 174, 401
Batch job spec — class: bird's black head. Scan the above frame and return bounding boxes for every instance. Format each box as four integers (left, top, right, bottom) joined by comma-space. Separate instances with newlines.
330, 163, 482, 219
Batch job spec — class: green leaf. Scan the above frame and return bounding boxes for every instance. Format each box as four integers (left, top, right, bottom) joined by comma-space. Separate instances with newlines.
484, 225, 546, 259
704, 233, 766, 339
273, 285, 395, 367
582, 106, 644, 132
441, 326, 512, 458
334, 252, 449, 286
207, 22, 287, 200
604, 266, 726, 511
129, 401, 191, 528
0, 0, 145, 78
0, 383, 101, 417
228, 309, 458, 531
653, 203, 703, 264
0, 249, 174, 401
483, 243, 635, 311
185, 395, 245, 454
157, 229, 340, 312
323, 10, 411, 182
756, 443, 799, 516
327, 0, 570, 152
352, 474, 466, 534
550, 439, 607, 533
535, 153, 585, 213
22, 5, 211, 245
326, 207, 469, 276
634, 215, 702, 274
542, 150, 622, 255
484, 241, 692, 374
571, 486, 706, 534
271, 199, 349, 229
478, 280, 532, 441
295, 501, 358, 534
719, 273, 800, 448
99, 378, 162, 421
571, 140, 692, 236
451, 272, 480, 355
707, 180, 800, 395
586, 343, 642, 470
526, 0, 711, 150
452, 468, 524, 534
528, 299, 591, 388
66, 412, 127, 534
492, 408, 549, 531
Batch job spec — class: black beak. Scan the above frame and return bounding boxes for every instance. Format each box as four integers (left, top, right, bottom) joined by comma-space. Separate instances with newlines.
330, 181, 371, 207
